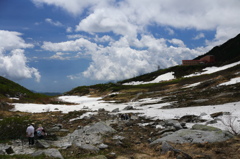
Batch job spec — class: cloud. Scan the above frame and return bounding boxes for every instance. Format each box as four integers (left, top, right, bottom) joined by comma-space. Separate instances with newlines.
46, 35, 202, 81
49, 52, 71, 60
0, 30, 40, 82
0, 30, 33, 50
165, 28, 175, 35
35, 0, 240, 44
193, 33, 205, 40
0, 49, 41, 82
35, 0, 240, 81
45, 18, 63, 27
32, 0, 110, 15
66, 27, 73, 33
42, 38, 98, 53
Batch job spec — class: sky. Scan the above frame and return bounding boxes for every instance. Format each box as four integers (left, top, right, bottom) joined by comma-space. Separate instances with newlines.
1, 0, 240, 93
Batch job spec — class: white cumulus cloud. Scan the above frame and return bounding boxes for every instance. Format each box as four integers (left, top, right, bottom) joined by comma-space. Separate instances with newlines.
0, 30, 41, 82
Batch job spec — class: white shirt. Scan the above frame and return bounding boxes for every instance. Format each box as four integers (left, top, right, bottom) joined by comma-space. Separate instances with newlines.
26, 125, 35, 137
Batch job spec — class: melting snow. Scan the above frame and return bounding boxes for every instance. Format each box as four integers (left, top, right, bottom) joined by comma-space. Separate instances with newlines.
219, 77, 240, 86
185, 61, 240, 78
123, 72, 175, 85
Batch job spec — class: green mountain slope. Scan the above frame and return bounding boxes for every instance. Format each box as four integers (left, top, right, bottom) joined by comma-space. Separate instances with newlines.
0, 76, 34, 98
0, 76, 50, 103
194, 33, 240, 64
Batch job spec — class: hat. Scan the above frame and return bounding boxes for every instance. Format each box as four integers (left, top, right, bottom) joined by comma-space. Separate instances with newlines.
31, 123, 35, 125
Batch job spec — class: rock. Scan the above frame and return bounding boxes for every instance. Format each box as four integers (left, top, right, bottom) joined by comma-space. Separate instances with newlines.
200, 112, 207, 116
0, 150, 5, 155
48, 124, 63, 132
112, 135, 125, 141
111, 108, 119, 112
160, 141, 192, 159
161, 141, 176, 154
157, 126, 176, 135
164, 119, 183, 130
48, 126, 61, 132
32, 148, 63, 159
0, 145, 14, 154
98, 108, 105, 112
79, 144, 99, 153
120, 114, 130, 120
35, 139, 50, 148
98, 143, 109, 149
53, 122, 115, 148
179, 115, 201, 123
150, 128, 232, 145
191, 124, 222, 132
205, 119, 218, 125
123, 106, 134, 110
55, 124, 63, 129
210, 112, 231, 118
210, 112, 224, 118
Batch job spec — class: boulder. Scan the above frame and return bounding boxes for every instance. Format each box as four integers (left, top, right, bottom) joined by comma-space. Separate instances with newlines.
179, 115, 201, 123
157, 126, 176, 135
210, 112, 223, 118
32, 148, 63, 159
164, 119, 183, 130
98, 143, 108, 149
210, 112, 230, 118
160, 141, 192, 159
35, 139, 50, 148
191, 124, 222, 132
0, 144, 14, 154
78, 144, 99, 153
111, 108, 120, 112
53, 122, 116, 148
150, 128, 232, 145
123, 106, 134, 110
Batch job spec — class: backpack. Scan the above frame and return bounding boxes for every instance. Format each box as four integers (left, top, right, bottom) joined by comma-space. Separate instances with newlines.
37, 130, 42, 136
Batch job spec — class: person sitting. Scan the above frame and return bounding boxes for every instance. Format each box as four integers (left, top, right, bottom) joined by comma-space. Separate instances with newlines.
36, 124, 46, 139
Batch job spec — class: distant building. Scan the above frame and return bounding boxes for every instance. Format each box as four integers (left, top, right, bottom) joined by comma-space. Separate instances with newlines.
182, 55, 215, 66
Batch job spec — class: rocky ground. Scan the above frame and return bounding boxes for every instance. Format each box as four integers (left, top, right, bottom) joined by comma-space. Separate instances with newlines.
1, 108, 240, 159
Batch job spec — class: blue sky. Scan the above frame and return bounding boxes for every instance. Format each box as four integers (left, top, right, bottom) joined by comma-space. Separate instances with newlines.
0, 0, 240, 93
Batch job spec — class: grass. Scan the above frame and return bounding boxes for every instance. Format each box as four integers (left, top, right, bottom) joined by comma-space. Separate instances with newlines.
0, 154, 53, 159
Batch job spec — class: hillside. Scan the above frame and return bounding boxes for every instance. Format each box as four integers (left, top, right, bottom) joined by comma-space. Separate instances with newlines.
0, 76, 34, 98
194, 33, 240, 64
0, 76, 53, 103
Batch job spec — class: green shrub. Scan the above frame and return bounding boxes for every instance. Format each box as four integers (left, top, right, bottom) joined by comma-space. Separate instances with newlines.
0, 116, 32, 141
